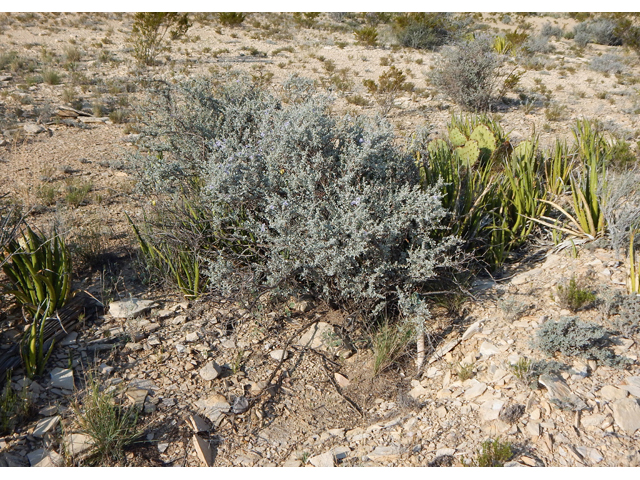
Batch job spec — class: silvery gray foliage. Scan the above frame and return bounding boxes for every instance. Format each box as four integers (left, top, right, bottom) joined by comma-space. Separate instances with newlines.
134, 75, 457, 320
431, 34, 509, 111
574, 19, 621, 47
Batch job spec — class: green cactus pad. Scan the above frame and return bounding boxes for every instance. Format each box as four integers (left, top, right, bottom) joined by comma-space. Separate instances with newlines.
455, 139, 480, 165
470, 124, 497, 152
513, 140, 534, 159
449, 127, 467, 148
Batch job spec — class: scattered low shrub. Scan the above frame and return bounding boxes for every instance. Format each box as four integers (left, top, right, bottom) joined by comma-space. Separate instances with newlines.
72, 375, 143, 465
590, 53, 626, 74
363, 66, 414, 115
129, 13, 190, 66
467, 438, 512, 467
431, 35, 520, 111
540, 22, 564, 39
392, 13, 463, 50
218, 12, 245, 27
535, 316, 627, 367
42, 69, 61, 85
354, 26, 378, 46
555, 276, 596, 311
574, 18, 621, 47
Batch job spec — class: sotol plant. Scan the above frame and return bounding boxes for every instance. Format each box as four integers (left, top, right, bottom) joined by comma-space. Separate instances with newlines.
2, 226, 72, 318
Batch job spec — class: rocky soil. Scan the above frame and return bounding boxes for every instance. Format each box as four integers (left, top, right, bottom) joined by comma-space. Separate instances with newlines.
1, 12, 640, 467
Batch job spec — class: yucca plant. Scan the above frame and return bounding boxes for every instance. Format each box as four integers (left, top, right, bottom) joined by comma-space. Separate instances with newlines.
544, 140, 575, 198
20, 301, 55, 379
502, 137, 547, 242
2, 226, 72, 318
533, 120, 608, 239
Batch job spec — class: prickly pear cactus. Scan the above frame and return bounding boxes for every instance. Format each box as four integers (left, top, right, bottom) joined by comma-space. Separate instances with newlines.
470, 124, 497, 153
449, 127, 467, 148
513, 140, 534, 159
427, 138, 449, 155
455, 139, 480, 165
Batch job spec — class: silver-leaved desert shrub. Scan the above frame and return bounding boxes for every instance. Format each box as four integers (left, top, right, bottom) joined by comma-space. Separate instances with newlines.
132, 75, 457, 325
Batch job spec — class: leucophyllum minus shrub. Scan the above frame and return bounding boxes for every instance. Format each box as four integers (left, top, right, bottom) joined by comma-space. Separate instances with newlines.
133, 76, 458, 357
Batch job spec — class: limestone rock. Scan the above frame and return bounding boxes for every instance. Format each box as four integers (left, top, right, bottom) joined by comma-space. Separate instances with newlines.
108, 299, 156, 319
64, 433, 92, 457
297, 322, 336, 350
309, 451, 334, 467
270, 349, 288, 361
50, 368, 74, 391
611, 398, 640, 435
479, 399, 505, 422
23, 123, 45, 134
463, 380, 487, 400
199, 361, 222, 381
539, 373, 588, 410
600, 385, 628, 402
334, 372, 350, 388
188, 414, 210, 433
193, 435, 213, 466
33, 415, 60, 437
194, 393, 230, 425
479, 341, 500, 357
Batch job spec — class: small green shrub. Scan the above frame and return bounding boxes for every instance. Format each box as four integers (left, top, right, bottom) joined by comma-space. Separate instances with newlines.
510, 357, 532, 381
72, 375, 143, 465
456, 362, 474, 380
371, 320, 413, 376
65, 180, 93, 207
535, 316, 627, 367
556, 276, 596, 311
354, 26, 378, 46
363, 66, 414, 115
108, 109, 127, 124
42, 69, 61, 85
218, 12, 245, 27
468, 438, 512, 467
129, 13, 190, 66
0, 372, 33, 435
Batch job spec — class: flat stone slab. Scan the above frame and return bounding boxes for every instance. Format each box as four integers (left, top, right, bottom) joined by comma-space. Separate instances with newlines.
126, 388, 148, 409
109, 299, 157, 319
309, 451, 334, 467
270, 349, 288, 361
297, 322, 336, 350
27, 449, 48, 466
479, 341, 500, 357
194, 394, 230, 425
33, 416, 60, 437
479, 399, 505, 422
464, 380, 487, 400
188, 414, 210, 433
33, 450, 63, 467
50, 368, 74, 391
539, 373, 588, 411
621, 376, 640, 398
128, 378, 158, 392
193, 435, 213, 466
64, 433, 93, 457
59, 332, 78, 346
428, 338, 461, 364
368, 445, 404, 459
611, 398, 640, 435
199, 361, 222, 381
